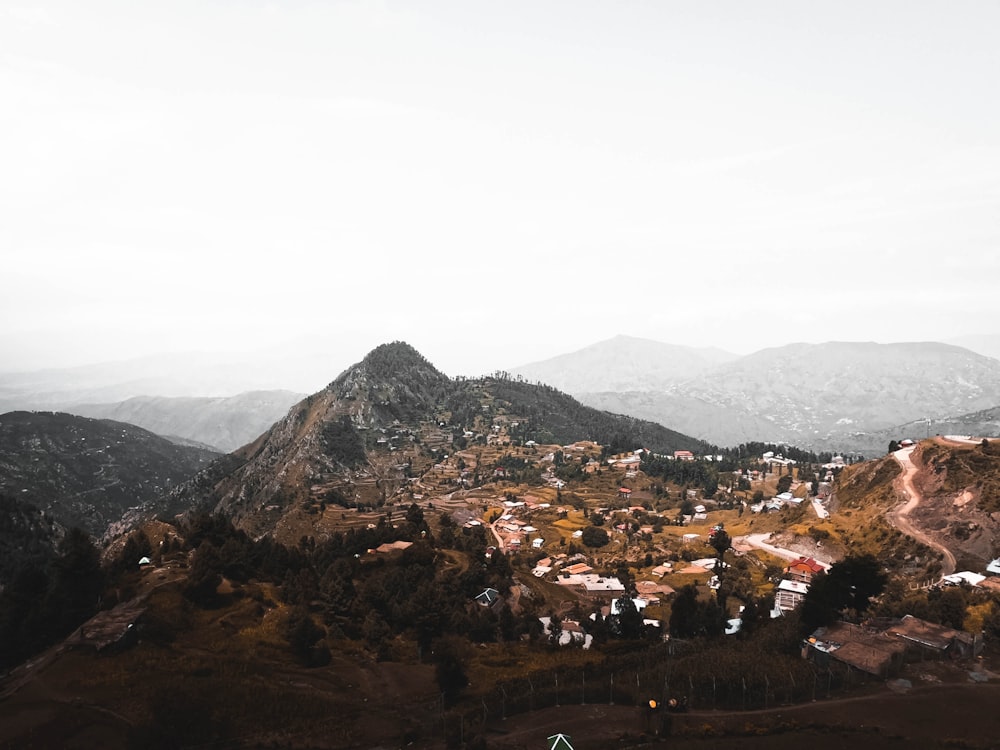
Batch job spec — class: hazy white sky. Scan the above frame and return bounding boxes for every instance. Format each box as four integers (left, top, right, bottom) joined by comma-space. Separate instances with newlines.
3, 1, 999, 379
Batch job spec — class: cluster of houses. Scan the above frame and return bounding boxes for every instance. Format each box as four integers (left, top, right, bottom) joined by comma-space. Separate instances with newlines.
490, 496, 552, 551
938, 560, 1000, 594
774, 553, 987, 676
749, 491, 803, 514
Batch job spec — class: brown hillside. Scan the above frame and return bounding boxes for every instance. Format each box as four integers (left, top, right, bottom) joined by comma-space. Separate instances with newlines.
906, 439, 1000, 568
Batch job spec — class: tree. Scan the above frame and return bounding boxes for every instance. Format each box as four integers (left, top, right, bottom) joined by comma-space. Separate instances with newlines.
669, 584, 723, 638
405, 502, 424, 526
546, 610, 563, 645
830, 554, 887, 614
930, 586, 968, 630
580, 526, 609, 548
433, 635, 469, 705
612, 594, 643, 639
286, 606, 330, 667
800, 554, 887, 632
184, 541, 223, 606
709, 528, 731, 560
47, 527, 104, 634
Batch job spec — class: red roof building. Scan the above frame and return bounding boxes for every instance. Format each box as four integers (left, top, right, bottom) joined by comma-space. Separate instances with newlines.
785, 556, 825, 583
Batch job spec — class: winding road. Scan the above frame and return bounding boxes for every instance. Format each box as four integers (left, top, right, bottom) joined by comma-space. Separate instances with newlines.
889, 446, 956, 577
734, 533, 832, 570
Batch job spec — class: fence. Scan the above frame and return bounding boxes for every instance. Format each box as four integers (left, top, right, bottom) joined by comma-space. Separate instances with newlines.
422, 654, 878, 747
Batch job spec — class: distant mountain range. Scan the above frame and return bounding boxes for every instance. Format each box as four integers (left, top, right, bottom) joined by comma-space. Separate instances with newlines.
66, 391, 304, 453
512, 335, 738, 392
4, 335, 1000, 457
513, 338, 1000, 452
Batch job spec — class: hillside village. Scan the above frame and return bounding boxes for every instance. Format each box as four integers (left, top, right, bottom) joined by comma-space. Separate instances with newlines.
4, 349, 1000, 749
291, 404, 1000, 675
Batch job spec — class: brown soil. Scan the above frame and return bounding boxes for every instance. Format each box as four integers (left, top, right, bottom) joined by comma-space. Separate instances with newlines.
483, 678, 1000, 750
889, 446, 957, 576
890, 440, 1000, 572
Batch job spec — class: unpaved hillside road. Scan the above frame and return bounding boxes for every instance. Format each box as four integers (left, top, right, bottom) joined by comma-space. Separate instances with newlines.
734, 533, 832, 569
889, 446, 956, 577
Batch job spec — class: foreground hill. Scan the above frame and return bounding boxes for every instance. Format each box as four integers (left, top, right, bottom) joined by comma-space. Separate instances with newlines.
0, 412, 220, 539
577, 341, 1000, 451
2, 431, 1000, 749
169, 341, 711, 539
66, 390, 304, 452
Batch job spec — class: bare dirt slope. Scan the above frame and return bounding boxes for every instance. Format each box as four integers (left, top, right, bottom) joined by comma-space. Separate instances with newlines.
890, 445, 957, 576
888, 438, 1000, 572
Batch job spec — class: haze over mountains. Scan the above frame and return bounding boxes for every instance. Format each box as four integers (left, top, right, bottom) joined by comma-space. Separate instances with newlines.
3, 335, 1000, 456
68, 391, 304, 453
4, 339, 1000, 749
513, 336, 1000, 453
511, 336, 738, 393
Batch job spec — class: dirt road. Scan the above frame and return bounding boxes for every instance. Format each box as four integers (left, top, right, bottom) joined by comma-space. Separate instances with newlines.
734, 533, 832, 569
889, 446, 956, 577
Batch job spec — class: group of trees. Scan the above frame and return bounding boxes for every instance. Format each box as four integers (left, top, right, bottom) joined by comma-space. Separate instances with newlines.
799, 555, 887, 632
0, 527, 104, 669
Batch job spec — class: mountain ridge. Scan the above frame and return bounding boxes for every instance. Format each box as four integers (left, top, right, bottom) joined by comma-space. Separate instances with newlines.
167, 341, 712, 540
523, 339, 1000, 451
0, 411, 220, 540
65, 390, 304, 452
511, 334, 739, 393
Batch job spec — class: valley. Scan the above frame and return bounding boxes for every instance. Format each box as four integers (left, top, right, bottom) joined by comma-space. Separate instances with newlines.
2, 342, 1000, 749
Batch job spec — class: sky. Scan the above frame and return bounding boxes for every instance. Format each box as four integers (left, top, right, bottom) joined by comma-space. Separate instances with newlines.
2, 1, 999, 384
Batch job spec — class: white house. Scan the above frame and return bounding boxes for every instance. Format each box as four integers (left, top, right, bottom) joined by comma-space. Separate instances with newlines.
774, 579, 809, 612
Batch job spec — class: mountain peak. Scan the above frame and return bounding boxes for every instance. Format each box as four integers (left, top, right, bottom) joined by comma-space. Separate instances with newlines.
329, 341, 450, 398
360, 341, 440, 377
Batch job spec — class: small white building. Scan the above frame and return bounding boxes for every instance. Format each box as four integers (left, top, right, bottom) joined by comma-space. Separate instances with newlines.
774, 579, 810, 612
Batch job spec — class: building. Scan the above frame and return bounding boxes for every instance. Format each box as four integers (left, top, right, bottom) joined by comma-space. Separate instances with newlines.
475, 588, 501, 607
774, 579, 809, 612
785, 556, 826, 583
804, 621, 907, 677
885, 615, 981, 659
